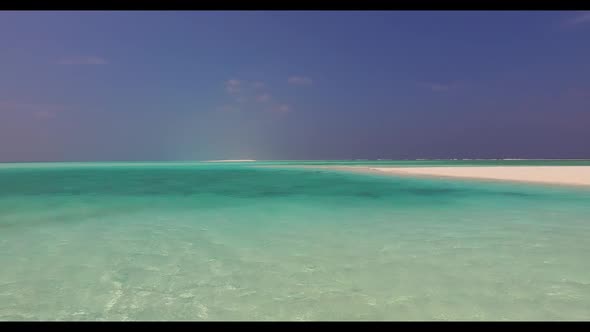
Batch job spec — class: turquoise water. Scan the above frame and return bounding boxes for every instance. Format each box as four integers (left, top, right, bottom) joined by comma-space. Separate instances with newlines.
1, 162, 589, 320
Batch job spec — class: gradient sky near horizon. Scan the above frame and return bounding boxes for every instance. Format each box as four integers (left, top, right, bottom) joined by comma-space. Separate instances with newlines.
1, 11, 589, 162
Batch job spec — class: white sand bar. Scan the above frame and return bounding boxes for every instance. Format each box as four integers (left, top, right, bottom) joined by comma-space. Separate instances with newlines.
365, 166, 590, 187
204, 160, 256, 162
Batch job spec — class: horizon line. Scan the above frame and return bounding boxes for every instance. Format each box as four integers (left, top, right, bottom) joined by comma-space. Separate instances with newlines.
2, 158, 590, 164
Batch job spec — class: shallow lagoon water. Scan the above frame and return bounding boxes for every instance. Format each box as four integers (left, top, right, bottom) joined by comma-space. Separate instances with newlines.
1, 162, 589, 320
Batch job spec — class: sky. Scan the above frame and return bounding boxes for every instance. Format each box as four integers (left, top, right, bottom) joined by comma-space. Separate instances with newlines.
1, 11, 589, 162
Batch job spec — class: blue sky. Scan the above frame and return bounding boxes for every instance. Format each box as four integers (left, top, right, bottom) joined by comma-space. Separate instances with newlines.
1, 11, 589, 161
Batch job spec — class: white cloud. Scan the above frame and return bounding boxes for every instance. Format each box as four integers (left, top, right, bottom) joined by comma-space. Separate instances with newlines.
566, 11, 590, 26
225, 78, 270, 103
221, 78, 293, 114
288, 76, 313, 86
225, 79, 241, 94
271, 104, 290, 114
256, 93, 271, 103
252, 81, 265, 89
58, 56, 108, 65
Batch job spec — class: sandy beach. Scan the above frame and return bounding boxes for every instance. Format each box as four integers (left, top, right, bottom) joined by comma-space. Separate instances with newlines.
204, 159, 257, 162
361, 166, 590, 187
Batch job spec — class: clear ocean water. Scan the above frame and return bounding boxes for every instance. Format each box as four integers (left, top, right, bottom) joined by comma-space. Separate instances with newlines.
1, 161, 589, 321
